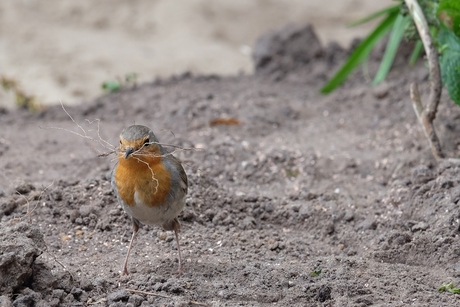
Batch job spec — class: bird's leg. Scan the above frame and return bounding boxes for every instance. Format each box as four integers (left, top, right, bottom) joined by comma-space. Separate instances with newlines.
163, 218, 183, 275
122, 218, 140, 276
174, 226, 183, 275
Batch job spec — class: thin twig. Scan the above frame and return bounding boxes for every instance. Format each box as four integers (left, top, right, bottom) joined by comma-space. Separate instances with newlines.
15, 181, 55, 222
29, 181, 54, 221
410, 83, 444, 159
125, 288, 171, 299
404, 0, 444, 160
189, 301, 212, 306
43, 244, 75, 281
45, 102, 196, 159
42, 102, 116, 155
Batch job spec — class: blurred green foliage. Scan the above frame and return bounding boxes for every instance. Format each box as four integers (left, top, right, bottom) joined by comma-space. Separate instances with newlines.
439, 282, 460, 294
102, 73, 138, 93
321, 0, 460, 106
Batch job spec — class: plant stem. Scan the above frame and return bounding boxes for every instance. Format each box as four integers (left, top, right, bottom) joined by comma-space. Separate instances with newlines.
410, 83, 444, 159
404, 0, 444, 160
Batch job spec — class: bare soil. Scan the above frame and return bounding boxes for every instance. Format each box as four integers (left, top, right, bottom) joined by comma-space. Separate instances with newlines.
0, 0, 388, 107
1, 25, 460, 307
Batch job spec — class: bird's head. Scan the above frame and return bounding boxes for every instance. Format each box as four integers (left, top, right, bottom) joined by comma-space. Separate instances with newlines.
117, 125, 163, 160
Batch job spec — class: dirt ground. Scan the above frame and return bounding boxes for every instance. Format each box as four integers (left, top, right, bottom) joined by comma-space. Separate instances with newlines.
0, 0, 388, 107
2, 24, 460, 306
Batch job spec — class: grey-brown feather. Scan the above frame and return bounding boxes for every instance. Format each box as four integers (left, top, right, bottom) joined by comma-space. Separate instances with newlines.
121, 125, 160, 143
114, 125, 188, 223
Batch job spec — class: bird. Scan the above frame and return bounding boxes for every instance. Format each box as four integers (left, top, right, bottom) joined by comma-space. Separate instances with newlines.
111, 125, 188, 276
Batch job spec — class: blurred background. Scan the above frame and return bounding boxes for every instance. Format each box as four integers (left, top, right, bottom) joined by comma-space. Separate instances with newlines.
0, 0, 388, 107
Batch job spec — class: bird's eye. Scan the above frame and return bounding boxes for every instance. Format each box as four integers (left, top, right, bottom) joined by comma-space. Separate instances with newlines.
119, 140, 122, 145
143, 139, 150, 146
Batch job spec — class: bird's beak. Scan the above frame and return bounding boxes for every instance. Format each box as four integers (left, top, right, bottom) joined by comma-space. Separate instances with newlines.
124, 147, 134, 159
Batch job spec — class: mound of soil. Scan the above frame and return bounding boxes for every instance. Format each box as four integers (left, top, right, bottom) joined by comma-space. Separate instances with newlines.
1, 24, 460, 306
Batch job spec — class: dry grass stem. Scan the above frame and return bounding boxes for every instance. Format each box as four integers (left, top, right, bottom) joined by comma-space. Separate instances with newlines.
43, 102, 116, 156
125, 288, 171, 299
410, 83, 444, 159
132, 156, 160, 194
43, 244, 75, 281
189, 301, 212, 306
15, 181, 54, 223
47, 103, 198, 161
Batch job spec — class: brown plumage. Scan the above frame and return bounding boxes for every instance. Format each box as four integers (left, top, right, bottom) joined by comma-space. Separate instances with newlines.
111, 125, 188, 275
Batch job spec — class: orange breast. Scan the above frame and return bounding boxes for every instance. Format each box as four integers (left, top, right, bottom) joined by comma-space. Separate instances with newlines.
114, 156, 171, 207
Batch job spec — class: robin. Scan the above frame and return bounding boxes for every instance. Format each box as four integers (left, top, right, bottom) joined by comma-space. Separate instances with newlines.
111, 125, 188, 275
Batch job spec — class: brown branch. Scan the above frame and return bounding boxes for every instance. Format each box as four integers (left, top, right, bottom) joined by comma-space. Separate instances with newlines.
404, 0, 444, 160
410, 83, 444, 159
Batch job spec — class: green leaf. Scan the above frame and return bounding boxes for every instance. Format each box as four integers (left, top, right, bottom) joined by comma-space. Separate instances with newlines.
348, 5, 400, 27
449, 287, 460, 294
438, 28, 460, 105
373, 14, 410, 85
310, 269, 322, 277
321, 10, 399, 94
438, 26, 460, 52
409, 40, 423, 66
438, 282, 454, 292
438, 0, 460, 36
101, 81, 122, 93
439, 283, 452, 292
439, 282, 460, 294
